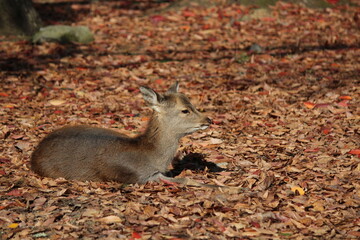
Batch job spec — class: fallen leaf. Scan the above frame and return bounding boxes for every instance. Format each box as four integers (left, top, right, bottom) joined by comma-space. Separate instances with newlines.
132, 232, 142, 239
348, 149, 360, 156
304, 102, 316, 109
337, 100, 349, 107
313, 201, 325, 212
348, 231, 360, 237
49, 99, 66, 106
6, 189, 22, 196
339, 95, 351, 100
98, 215, 122, 224
83, 208, 101, 217
7, 223, 19, 228
291, 186, 305, 195
209, 138, 223, 144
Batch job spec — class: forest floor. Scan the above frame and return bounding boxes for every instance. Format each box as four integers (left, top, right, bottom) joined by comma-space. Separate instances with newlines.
1, 0, 359, 239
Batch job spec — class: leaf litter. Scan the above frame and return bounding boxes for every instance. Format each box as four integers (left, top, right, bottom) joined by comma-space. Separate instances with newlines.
0, 0, 359, 239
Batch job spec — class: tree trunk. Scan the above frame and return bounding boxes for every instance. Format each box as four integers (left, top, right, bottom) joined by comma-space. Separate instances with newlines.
0, 0, 42, 36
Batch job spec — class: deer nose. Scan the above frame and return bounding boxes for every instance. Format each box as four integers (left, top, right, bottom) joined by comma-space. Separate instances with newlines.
206, 117, 212, 125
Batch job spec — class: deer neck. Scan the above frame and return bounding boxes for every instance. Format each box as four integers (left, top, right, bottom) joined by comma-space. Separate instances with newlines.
139, 114, 180, 168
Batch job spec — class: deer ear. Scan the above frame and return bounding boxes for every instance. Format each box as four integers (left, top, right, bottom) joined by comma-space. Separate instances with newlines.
166, 82, 179, 93
139, 86, 162, 105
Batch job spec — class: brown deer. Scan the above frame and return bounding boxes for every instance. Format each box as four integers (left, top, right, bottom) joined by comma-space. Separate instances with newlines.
31, 82, 214, 185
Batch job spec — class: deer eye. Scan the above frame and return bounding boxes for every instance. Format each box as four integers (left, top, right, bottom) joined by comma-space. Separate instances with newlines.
181, 109, 190, 114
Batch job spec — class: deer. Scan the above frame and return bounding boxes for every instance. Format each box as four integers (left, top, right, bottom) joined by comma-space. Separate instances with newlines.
30, 82, 218, 187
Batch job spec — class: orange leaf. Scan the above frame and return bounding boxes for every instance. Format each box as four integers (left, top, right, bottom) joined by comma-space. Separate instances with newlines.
76, 67, 87, 71
180, 25, 191, 31
7, 223, 19, 229
3, 104, 15, 109
291, 186, 305, 195
154, 79, 164, 85
348, 149, 360, 155
0, 92, 9, 97
303, 102, 316, 109
339, 95, 352, 100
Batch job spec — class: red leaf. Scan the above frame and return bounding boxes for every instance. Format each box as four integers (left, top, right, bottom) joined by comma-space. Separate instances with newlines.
338, 100, 349, 107
315, 103, 330, 108
212, 119, 223, 125
150, 15, 166, 23
207, 37, 217, 42
183, 10, 196, 17
0, 158, 11, 163
132, 232, 142, 239
326, 0, 339, 4
6, 189, 22, 196
160, 178, 179, 186
250, 221, 261, 228
258, 91, 269, 95
213, 220, 226, 232
124, 125, 135, 130
0, 92, 9, 97
202, 24, 211, 30
321, 127, 331, 135
304, 148, 320, 153
278, 71, 288, 76
11, 134, 24, 140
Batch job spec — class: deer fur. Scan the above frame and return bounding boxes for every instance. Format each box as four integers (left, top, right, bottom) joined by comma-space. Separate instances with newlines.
31, 82, 213, 184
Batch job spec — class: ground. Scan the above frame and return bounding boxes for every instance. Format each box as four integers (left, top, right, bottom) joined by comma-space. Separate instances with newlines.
0, 0, 359, 239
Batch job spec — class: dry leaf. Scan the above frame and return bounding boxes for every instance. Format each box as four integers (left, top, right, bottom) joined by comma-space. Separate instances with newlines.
98, 215, 122, 224
49, 99, 66, 106
0, 2, 358, 240
313, 201, 325, 212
